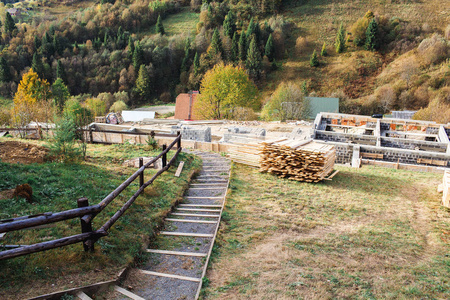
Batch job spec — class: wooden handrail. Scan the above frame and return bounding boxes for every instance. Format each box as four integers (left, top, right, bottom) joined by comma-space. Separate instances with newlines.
0, 133, 182, 260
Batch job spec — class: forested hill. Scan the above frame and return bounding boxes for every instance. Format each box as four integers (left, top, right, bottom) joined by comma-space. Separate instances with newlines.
0, 0, 449, 121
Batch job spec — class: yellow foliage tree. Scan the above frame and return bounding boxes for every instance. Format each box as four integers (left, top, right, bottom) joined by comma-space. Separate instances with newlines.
193, 63, 259, 120
11, 68, 53, 132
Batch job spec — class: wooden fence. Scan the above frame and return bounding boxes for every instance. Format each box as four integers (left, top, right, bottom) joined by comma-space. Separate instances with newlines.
0, 134, 182, 260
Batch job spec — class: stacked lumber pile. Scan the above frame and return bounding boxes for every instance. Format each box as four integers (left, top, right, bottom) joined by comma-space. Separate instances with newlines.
226, 138, 336, 183
259, 139, 336, 182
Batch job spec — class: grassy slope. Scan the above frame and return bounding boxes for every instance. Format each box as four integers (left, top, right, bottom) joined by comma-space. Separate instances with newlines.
201, 164, 450, 299
142, 7, 199, 36
263, 0, 450, 98
0, 138, 202, 299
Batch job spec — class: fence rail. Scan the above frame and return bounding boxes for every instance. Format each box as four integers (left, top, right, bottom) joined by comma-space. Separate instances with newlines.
0, 133, 182, 261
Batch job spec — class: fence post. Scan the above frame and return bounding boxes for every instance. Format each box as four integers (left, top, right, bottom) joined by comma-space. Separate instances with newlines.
77, 197, 94, 252
162, 144, 167, 168
89, 127, 93, 143
139, 157, 144, 187
177, 131, 181, 149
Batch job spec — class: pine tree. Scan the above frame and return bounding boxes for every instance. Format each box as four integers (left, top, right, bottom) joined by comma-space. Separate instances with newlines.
246, 18, 256, 38
133, 42, 144, 71
53, 35, 62, 55
238, 32, 247, 62
0, 57, 11, 82
156, 15, 165, 35
193, 52, 200, 75
301, 81, 308, 96
4, 12, 16, 33
321, 42, 327, 56
127, 36, 135, 58
136, 65, 151, 98
365, 18, 379, 51
310, 50, 319, 67
230, 32, 239, 63
32, 53, 44, 78
246, 36, 262, 80
34, 36, 41, 51
335, 23, 346, 53
181, 39, 190, 72
56, 60, 66, 83
208, 28, 223, 58
265, 33, 275, 62
223, 11, 236, 38
52, 78, 70, 111
103, 31, 109, 46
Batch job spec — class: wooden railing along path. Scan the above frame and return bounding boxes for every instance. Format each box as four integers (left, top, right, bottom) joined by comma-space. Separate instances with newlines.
0, 134, 182, 260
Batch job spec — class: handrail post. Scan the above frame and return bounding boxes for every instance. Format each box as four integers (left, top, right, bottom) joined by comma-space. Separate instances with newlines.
139, 158, 144, 187
162, 144, 167, 168
77, 197, 94, 252
177, 131, 181, 149
89, 127, 93, 144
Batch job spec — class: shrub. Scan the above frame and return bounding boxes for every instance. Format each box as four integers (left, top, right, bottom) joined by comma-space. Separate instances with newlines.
417, 34, 449, 65
295, 37, 308, 55
413, 97, 450, 123
230, 107, 258, 121
261, 82, 311, 121
109, 100, 128, 112
47, 116, 82, 163
85, 98, 106, 117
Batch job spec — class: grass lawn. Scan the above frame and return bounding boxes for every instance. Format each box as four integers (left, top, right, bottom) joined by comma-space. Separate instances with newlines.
0, 138, 202, 299
145, 7, 199, 36
201, 163, 450, 299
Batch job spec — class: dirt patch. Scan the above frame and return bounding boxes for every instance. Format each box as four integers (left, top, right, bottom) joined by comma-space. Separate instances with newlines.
0, 140, 50, 164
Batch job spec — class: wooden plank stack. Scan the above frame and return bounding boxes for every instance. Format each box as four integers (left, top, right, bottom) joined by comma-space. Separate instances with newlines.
227, 138, 336, 183
260, 139, 335, 182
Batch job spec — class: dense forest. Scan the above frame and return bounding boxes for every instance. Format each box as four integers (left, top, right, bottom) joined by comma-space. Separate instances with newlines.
0, 0, 449, 122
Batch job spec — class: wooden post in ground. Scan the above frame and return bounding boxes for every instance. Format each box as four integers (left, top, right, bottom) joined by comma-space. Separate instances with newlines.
177, 131, 181, 149
77, 197, 94, 252
162, 144, 167, 168
89, 128, 93, 143
139, 158, 144, 187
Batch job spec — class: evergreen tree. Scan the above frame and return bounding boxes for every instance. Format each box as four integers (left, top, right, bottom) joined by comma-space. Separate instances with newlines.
156, 15, 165, 35
127, 36, 135, 58
301, 81, 308, 96
53, 35, 62, 55
41, 32, 54, 57
230, 32, 239, 63
265, 33, 275, 62
321, 42, 327, 56
335, 23, 346, 53
34, 36, 41, 51
310, 50, 319, 67
103, 31, 109, 46
208, 28, 223, 58
93, 37, 102, 51
223, 11, 236, 38
238, 32, 247, 62
56, 60, 66, 83
133, 42, 144, 71
0, 57, 11, 82
246, 18, 256, 38
4, 12, 16, 33
365, 18, 379, 51
135, 65, 151, 98
193, 52, 200, 75
246, 36, 262, 80
31, 53, 44, 78
181, 39, 190, 72
52, 78, 70, 111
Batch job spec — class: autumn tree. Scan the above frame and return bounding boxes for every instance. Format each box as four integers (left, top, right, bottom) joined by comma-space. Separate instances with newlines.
193, 63, 259, 120
11, 68, 53, 132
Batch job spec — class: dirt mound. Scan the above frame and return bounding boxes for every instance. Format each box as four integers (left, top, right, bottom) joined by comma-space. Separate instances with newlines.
0, 140, 50, 164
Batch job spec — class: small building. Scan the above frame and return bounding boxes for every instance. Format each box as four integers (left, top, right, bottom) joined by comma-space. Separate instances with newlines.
175, 91, 199, 120
6, 8, 21, 16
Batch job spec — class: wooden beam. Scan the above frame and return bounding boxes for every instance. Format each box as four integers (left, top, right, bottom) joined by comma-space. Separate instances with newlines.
114, 286, 146, 300
184, 196, 223, 200
165, 218, 217, 224
146, 249, 207, 257
76, 291, 93, 300
139, 270, 201, 282
171, 213, 220, 218
176, 208, 221, 213
159, 231, 214, 238
174, 161, 185, 177
179, 204, 222, 208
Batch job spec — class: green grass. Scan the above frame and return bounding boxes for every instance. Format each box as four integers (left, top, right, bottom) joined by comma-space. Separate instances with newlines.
201, 163, 450, 299
145, 7, 199, 36
0, 139, 202, 299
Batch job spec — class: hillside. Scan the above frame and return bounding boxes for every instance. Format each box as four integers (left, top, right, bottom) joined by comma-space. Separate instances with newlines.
0, 0, 448, 123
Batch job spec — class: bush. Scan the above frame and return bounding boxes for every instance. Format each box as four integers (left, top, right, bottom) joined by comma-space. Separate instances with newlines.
85, 98, 107, 117
109, 100, 128, 112
47, 117, 82, 163
261, 82, 311, 121
417, 34, 449, 65
230, 107, 258, 121
413, 97, 450, 123
0, 108, 11, 126
295, 37, 308, 55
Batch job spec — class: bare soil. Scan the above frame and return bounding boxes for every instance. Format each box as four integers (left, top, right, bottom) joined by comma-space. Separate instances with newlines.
0, 140, 50, 164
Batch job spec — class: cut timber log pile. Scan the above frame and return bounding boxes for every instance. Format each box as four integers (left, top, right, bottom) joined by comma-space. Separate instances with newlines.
227, 138, 336, 183
260, 139, 336, 182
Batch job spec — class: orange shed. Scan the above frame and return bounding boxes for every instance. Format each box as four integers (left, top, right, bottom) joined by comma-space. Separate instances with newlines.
174, 92, 199, 120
